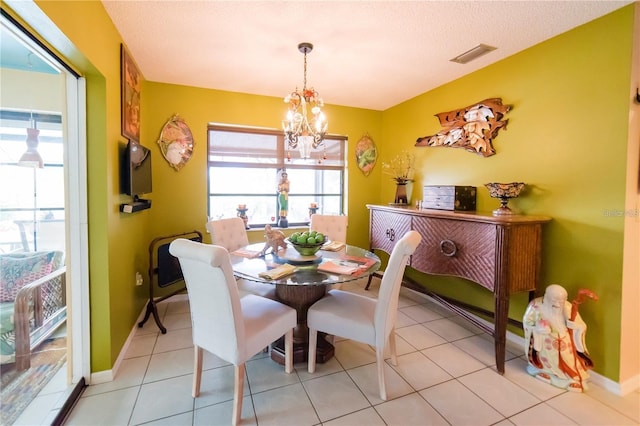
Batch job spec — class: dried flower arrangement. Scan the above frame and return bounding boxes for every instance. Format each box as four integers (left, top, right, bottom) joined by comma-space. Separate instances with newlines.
382, 150, 415, 184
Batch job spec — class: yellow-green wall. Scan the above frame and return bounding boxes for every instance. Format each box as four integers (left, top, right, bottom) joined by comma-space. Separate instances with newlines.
143, 83, 383, 250
4, 0, 635, 383
381, 7, 634, 381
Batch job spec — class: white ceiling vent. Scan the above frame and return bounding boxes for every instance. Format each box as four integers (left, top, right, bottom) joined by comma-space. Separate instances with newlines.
450, 44, 497, 64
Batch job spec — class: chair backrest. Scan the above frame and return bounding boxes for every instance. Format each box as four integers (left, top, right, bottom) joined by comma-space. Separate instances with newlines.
374, 230, 422, 348
169, 238, 245, 364
206, 217, 249, 252
309, 214, 348, 242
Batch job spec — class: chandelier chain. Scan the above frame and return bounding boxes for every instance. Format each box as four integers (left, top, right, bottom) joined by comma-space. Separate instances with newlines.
303, 51, 308, 92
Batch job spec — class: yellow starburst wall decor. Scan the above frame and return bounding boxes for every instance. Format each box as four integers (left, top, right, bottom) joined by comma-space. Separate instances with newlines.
415, 98, 510, 157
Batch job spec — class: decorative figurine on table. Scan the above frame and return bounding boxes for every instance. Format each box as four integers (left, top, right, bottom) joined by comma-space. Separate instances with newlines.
523, 284, 598, 392
277, 169, 289, 228
259, 224, 287, 257
236, 204, 249, 229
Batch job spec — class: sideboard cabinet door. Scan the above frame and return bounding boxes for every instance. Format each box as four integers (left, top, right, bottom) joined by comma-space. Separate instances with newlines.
369, 209, 411, 255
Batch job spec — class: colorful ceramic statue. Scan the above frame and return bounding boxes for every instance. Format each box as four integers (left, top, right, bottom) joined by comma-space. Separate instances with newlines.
277, 170, 289, 228
523, 284, 597, 392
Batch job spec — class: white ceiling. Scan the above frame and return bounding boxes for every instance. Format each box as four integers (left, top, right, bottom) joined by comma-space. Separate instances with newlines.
102, 0, 632, 111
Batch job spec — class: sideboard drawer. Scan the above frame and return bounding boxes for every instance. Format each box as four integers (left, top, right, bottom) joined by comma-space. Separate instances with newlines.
411, 217, 496, 291
370, 209, 411, 255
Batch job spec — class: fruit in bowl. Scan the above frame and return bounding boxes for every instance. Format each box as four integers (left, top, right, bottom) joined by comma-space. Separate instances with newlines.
288, 231, 326, 256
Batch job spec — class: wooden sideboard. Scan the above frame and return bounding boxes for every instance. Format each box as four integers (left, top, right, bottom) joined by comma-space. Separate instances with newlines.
367, 204, 551, 374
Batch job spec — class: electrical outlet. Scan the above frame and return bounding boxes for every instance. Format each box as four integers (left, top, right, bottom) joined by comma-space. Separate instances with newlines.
135, 272, 143, 286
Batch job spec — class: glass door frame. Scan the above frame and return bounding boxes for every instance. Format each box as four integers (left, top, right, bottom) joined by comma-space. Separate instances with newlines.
1, 10, 90, 394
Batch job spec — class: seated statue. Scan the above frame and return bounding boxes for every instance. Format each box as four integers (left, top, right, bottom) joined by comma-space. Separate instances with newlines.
259, 224, 287, 256
523, 284, 595, 392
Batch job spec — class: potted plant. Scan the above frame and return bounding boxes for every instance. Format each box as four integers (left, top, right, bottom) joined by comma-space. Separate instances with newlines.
382, 151, 415, 204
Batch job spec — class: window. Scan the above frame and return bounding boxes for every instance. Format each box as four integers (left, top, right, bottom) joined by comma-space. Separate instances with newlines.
208, 124, 346, 227
0, 110, 65, 252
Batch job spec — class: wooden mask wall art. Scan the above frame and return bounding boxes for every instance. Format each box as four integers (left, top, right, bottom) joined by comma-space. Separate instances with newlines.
415, 98, 510, 157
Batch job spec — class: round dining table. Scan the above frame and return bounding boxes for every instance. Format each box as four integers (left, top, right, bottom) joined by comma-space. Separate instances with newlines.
230, 243, 380, 365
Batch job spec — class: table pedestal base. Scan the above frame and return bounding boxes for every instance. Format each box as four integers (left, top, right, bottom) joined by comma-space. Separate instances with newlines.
271, 283, 333, 365
271, 332, 334, 365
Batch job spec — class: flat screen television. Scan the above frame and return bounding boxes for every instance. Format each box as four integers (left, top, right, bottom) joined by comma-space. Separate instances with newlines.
121, 140, 152, 198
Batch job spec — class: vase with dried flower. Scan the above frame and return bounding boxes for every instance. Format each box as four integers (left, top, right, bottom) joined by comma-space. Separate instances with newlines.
382, 151, 415, 205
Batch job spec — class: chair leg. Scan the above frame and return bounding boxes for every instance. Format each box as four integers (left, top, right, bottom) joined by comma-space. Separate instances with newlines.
285, 329, 293, 374
376, 347, 387, 401
366, 271, 384, 290
192, 346, 203, 397
308, 328, 318, 373
232, 364, 245, 426
389, 330, 398, 366
365, 274, 373, 290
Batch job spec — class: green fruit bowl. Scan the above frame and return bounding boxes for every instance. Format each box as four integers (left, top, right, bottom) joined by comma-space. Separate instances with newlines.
287, 232, 326, 256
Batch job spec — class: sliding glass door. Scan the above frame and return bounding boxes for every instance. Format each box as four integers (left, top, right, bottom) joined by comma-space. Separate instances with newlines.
0, 13, 89, 424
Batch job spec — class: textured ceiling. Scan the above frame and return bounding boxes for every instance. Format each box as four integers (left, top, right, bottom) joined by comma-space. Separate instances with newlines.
101, 1, 630, 111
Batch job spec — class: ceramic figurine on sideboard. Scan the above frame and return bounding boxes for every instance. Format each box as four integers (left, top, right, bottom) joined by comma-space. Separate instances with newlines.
523, 284, 598, 392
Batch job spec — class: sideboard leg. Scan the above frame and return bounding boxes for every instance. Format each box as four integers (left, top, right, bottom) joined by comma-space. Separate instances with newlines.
494, 294, 508, 374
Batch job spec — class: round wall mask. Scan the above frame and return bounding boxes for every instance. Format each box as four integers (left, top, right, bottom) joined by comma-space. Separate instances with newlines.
157, 114, 194, 171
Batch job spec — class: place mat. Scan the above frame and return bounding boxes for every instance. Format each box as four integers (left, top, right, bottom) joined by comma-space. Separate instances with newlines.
231, 248, 261, 258
321, 241, 345, 252
340, 254, 377, 270
258, 263, 296, 280
318, 255, 378, 277
317, 261, 359, 275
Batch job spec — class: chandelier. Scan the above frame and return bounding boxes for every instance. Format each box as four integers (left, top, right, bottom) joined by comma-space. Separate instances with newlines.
283, 42, 328, 160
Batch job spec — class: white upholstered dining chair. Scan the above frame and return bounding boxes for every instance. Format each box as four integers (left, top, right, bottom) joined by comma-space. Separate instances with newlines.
205, 217, 248, 253
206, 217, 276, 299
310, 214, 348, 290
307, 230, 421, 400
169, 238, 296, 426
309, 214, 348, 243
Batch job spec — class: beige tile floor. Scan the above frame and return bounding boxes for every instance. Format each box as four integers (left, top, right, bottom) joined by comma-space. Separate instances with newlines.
22, 278, 640, 425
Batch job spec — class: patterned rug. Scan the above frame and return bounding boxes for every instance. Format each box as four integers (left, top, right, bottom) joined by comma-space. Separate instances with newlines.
0, 337, 66, 425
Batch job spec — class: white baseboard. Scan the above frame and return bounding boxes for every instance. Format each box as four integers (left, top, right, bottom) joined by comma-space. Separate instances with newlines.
619, 374, 640, 396
402, 287, 639, 396
89, 369, 113, 385
502, 326, 635, 396
89, 295, 189, 385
